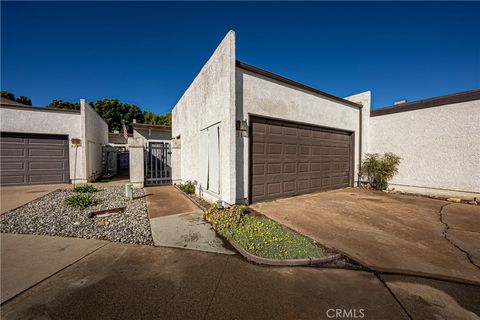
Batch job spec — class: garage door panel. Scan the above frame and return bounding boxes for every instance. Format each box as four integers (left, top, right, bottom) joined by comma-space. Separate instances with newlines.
29, 149, 66, 157
0, 148, 26, 157
0, 133, 69, 186
29, 161, 67, 170
1, 162, 26, 171
29, 174, 67, 184
1, 174, 26, 185
250, 117, 353, 202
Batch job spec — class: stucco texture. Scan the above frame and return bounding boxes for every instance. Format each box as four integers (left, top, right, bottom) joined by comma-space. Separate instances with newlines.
0, 101, 108, 183
369, 100, 480, 194
172, 30, 236, 204
235, 68, 362, 202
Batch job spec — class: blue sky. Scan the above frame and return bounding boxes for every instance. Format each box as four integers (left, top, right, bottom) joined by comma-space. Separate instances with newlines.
1, 2, 479, 114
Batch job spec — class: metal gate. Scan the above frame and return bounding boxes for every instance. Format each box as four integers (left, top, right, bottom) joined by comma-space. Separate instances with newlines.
144, 142, 171, 185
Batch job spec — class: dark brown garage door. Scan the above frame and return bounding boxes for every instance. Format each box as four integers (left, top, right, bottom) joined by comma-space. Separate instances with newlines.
0, 132, 70, 186
250, 116, 353, 203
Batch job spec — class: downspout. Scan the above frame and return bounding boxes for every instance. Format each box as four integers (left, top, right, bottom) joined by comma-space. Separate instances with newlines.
358, 106, 362, 187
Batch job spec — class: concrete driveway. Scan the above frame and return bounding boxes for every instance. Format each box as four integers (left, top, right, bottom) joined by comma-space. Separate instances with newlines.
251, 188, 480, 285
1, 184, 69, 214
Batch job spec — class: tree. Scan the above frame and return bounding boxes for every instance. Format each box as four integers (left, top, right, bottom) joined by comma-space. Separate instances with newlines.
91, 99, 144, 133
16, 96, 32, 106
1, 91, 32, 105
143, 111, 171, 126
1, 91, 15, 100
47, 100, 80, 110
46, 97, 169, 132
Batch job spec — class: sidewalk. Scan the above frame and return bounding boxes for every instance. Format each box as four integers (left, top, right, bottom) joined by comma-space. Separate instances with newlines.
145, 186, 234, 255
0, 233, 106, 303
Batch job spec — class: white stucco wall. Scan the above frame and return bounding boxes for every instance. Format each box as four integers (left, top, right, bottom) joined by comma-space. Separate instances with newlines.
235, 68, 362, 202
172, 30, 236, 204
81, 100, 109, 181
369, 100, 480, 195
345, 91, 371, 155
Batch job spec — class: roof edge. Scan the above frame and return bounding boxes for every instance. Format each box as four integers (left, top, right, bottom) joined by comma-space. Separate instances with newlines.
371, 89, 480, 117
133, 123, 172, 132
0, 104, 81, 114
236, 61, 362, 109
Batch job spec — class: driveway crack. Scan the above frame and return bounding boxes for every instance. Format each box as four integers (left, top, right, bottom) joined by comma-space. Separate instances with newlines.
374, 273, 413, 320
202, 255, 229, 320
438, 203, 480, 270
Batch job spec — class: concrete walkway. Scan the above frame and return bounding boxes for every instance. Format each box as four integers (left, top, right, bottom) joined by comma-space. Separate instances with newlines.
2, 237, 479, 320
145, 186, 235, 255
1, 184, 69, 214
251, 188, 480, 285
0, 233, 107, 303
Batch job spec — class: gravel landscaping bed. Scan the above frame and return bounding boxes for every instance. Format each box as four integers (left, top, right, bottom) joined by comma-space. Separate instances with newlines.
0, 186, 154, 245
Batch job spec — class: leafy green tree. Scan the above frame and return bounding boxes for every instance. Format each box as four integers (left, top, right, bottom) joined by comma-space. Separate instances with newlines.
15, 96, 32, 106
143, 111, 172, 126
47, 99, 80, 110
46, 97, 169, 132
1, 91, 15, 100
91, 99, 144, 132
1, 91, 32, 105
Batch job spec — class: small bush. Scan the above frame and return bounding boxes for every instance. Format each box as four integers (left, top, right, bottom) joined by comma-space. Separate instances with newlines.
179, 181, 195, 195
73, 184, 98, 193
203, 204, 245, 238
65, 194, 94, 208
204, 205, 325, 259
361, 152, 401, 190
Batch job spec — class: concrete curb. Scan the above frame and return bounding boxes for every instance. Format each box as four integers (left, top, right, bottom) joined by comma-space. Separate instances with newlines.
228, 238, 342, 266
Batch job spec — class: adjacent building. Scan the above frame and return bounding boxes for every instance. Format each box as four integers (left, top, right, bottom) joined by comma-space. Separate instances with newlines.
0, 98, 108, 185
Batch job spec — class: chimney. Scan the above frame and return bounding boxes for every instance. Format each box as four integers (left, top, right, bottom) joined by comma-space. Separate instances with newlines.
394, 100, 407, 105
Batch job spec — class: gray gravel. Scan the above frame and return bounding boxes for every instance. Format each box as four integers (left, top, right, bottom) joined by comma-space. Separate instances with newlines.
0, 186, 154, 245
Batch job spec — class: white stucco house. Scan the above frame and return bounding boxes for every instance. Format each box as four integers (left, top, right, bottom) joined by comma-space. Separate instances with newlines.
172, 30, 480, 205
0, 98, 108, 185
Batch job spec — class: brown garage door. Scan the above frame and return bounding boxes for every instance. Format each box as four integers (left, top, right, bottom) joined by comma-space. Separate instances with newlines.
0, 132, 69, 186
250, 116, 353, 203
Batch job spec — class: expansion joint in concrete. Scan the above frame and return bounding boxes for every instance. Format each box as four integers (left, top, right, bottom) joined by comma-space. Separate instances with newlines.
202, 256, 230, 320
438, 203, 480, 270
374, 273, 413, 320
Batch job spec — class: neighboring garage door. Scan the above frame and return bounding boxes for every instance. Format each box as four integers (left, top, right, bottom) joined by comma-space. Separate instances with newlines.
0, 132, 70, 186
250, 116, 353, 203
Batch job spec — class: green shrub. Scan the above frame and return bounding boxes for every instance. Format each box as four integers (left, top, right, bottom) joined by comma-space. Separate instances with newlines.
203, 204, 245, 237
73, 184, 98, 193
361, 152, 401, 190
204, 205, 325, 259
65, 194, 94, 208
179, 181, 195, 195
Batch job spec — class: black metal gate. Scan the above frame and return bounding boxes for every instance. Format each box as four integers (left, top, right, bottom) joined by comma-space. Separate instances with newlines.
144, 142, 171, 185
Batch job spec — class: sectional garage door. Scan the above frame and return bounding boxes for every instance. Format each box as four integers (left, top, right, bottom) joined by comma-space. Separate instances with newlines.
0, 132, 70, 186
250, 117, 354, 203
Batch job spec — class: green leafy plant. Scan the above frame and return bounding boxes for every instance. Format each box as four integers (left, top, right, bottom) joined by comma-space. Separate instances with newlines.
73, 184, 98, 193
65, 194, 95, 209
361, 152, 401, 190
204, 205, 325, 259
179, 181, 195, 195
